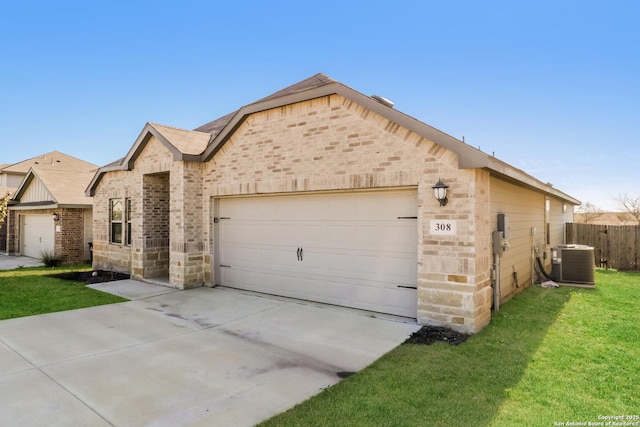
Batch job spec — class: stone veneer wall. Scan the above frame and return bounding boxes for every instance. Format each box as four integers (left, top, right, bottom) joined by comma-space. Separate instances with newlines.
169, 161, 205, 288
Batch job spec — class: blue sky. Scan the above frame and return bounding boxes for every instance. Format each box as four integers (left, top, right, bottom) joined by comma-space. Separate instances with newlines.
1, 1, 637, 211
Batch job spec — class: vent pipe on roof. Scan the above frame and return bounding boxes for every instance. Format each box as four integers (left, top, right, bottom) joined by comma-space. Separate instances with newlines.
371, 95, 394, 108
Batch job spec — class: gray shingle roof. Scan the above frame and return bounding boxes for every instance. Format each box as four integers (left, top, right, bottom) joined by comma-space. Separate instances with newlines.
86, 73, 579, 205
30, 168, 94, 205
2, 151, 96, 174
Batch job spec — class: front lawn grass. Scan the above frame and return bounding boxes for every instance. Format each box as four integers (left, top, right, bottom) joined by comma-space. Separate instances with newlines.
260, 269, 640, 427
0, 265, 127, 320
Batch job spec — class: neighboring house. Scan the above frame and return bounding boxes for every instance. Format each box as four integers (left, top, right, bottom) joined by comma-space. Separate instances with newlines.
87, 73, 579, 333
0, 160, 33, 252
6, 152, 97, 263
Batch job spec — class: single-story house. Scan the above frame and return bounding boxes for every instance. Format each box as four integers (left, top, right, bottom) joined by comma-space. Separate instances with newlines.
86, 73, 579, 333
6, 151, 97, 263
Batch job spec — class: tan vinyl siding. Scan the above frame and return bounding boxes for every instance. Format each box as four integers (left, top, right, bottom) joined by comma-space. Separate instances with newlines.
490, 177, 546, 302
549, 197, 573, 246
490, 177, 575, 302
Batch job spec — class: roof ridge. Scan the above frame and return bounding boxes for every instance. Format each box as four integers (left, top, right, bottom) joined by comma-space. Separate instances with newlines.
249, 72, 335, 105
4, 150, 97, 168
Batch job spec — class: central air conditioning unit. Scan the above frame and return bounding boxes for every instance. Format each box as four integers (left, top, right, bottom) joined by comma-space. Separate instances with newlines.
550, 244, 596, 285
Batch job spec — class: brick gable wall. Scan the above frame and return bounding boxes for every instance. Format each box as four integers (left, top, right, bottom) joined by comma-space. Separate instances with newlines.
201, 94, 492, 332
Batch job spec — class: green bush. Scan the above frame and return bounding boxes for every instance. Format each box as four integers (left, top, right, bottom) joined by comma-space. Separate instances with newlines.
40, 250, 64, 267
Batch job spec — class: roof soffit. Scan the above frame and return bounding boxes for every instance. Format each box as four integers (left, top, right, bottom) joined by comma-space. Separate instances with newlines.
485, 157, 580, 204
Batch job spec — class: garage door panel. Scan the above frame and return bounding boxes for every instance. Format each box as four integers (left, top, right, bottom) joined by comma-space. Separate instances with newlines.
22, 215, 55, 258
353, 283, 382, 303
297, 224, 329, 244
219, 223, 244, 243
370, 256, 417, 284
217, 190, 417, 318
384, 288, 417, 311
324, 280, 353, 301
384, 224, 418, 246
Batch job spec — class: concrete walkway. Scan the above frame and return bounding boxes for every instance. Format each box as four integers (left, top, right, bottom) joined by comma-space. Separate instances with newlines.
0, 254, 43, 270
0, 280, 419, 426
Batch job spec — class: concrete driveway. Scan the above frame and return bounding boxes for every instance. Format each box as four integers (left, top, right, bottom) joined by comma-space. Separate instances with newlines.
0, 280, 419, 426
0, 254, 43, 270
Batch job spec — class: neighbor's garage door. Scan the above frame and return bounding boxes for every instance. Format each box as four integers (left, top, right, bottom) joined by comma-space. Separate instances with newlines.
217, 190, 418, 317
22, 215, 55, 258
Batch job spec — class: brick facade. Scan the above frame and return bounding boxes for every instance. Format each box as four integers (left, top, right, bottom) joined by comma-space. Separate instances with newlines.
89, 73, 577, 334
7, 207, 90, 264
0, 221, 7, 253
92, 94, 499, 332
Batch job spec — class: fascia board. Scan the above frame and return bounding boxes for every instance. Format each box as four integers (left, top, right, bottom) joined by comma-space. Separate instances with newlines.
486, 156, 580, 204
85, 163, 126, 197
10, 170, 35, 201
124, 124, 184, 169
9, 203, 58, 210
87, 123, 186, 196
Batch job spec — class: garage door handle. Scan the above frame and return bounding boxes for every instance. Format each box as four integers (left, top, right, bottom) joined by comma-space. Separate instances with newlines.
300, 247, 303, 261
297, 247, 301, 261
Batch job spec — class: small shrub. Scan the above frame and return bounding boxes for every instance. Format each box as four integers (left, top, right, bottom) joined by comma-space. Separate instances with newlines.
40, 250, 64, 267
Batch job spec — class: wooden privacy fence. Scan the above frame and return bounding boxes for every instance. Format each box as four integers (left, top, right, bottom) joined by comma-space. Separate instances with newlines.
565, 223, 640, 271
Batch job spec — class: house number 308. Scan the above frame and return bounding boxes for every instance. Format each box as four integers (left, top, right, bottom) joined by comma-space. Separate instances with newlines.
430, 220, 457, 235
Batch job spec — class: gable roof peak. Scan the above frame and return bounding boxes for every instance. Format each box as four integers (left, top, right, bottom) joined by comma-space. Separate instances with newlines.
250, 73, 336, 105
194, 73, 337, 134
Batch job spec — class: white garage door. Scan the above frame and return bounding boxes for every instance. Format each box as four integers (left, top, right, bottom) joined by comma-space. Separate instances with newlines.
217, 190, 418, 317
22, 215, 55, 258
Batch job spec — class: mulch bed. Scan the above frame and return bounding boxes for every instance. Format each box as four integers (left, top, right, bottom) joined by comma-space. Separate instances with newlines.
404, 325, 471, 345
47, 270, 130, 284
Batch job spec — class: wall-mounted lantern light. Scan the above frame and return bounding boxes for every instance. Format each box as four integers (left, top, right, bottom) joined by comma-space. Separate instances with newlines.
432, 179, 449, 207
51, 212, 59, 221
